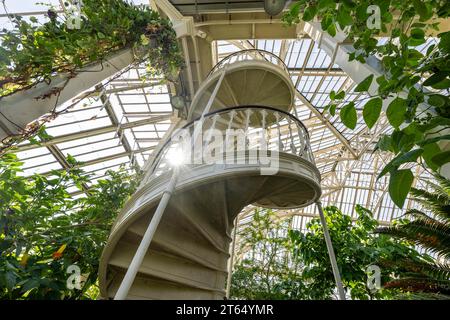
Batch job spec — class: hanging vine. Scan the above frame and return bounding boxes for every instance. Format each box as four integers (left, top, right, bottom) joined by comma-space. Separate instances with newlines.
0, 0, 184, 98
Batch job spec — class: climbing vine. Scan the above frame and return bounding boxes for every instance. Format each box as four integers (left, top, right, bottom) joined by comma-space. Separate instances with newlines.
0, 0, 184, 98
284, 0, 450, 208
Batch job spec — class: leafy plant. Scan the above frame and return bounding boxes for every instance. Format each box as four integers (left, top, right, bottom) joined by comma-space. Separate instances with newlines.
284, 0, 450, 208
0, 0, 184, 97
0, 152, 140, 299
376, 174, 450, 299
289, 205, 431, 299
230, 206, 429, 300
231, 209, 306, 299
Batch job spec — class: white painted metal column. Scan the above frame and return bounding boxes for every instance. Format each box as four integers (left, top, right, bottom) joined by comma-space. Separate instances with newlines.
315, 201, 346, 300
225, 217, 238, 299
114, 165, 180, 300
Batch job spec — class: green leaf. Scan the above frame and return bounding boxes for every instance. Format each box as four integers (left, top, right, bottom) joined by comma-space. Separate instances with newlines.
438, 31, 450, 53
303, 6, 317, 22
21, 279, 40, 293
335, 91, 345, 100
386, 97, 407, 129
362, 97, 382, 129
340, 102, 357, 129
318, 0, 335, 10
416, 116, 450, 132
393, 131, 415, 153
337, 6, 353, 28
376, 135, 392, 152
409, 28, 426, 46
427, 94, 447, 108
413, 0, 431, 21
411, 28, 425, 39
140, 34, 149, 46
378, 149, 424, 179
288, 2, 301, 19
422, 143, 441, 171
321, 14, 333, 31
5, 271, 17, 291
423, 72, 447, 87
327, 23, 337, 37
354, 74, 374, 92
389, 169, 414, 208
330, 90, 336, 100
431, 79, 450, 90
329, 104, 337, 116
431, 151, 450, 167
417, 134, 450, 146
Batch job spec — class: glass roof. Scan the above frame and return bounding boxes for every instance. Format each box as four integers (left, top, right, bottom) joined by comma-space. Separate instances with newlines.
1, 2, 434, 228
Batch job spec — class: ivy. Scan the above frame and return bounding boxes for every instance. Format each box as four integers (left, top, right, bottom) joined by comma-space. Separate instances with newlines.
0, 0, 184, 98
284, 0, 450, 208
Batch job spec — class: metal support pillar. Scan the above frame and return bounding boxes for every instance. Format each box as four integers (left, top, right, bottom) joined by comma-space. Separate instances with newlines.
114, 165, 180, 300
315, 201, 346, 300
225, 217, 238, 299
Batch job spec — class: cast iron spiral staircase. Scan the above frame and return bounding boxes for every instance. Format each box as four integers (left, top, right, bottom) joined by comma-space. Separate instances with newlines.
98, 50, 322, 299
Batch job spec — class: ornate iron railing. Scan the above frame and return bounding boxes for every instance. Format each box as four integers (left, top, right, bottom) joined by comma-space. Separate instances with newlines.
141, 106, 314, 185
207, 49, 290, 78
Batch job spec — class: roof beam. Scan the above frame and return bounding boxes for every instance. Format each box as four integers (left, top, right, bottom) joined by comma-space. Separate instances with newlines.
98, 87, 134, 164
38, 146, 155, 177
9, 115, 171, 153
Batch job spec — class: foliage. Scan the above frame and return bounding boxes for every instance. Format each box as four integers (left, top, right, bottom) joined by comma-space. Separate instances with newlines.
0, 0, 184, 97
376, 174, 450, 298
289, 205, 431, 299
230, 206, 429, 300
284, 1, 450, 208
231, 209, 306, 299
0, 152, 139, 299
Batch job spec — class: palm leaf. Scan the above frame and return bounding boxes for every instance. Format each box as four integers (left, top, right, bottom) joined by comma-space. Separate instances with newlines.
395, 292, 450, 300
387, 257, 450, 281
433, 174, 450, 196
409, 189, 450, 222
376, 219, 450, 259
384, 277, 450, 294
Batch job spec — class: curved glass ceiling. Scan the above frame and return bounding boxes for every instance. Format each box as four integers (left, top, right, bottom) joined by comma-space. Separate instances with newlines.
1, 1, 433, 228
